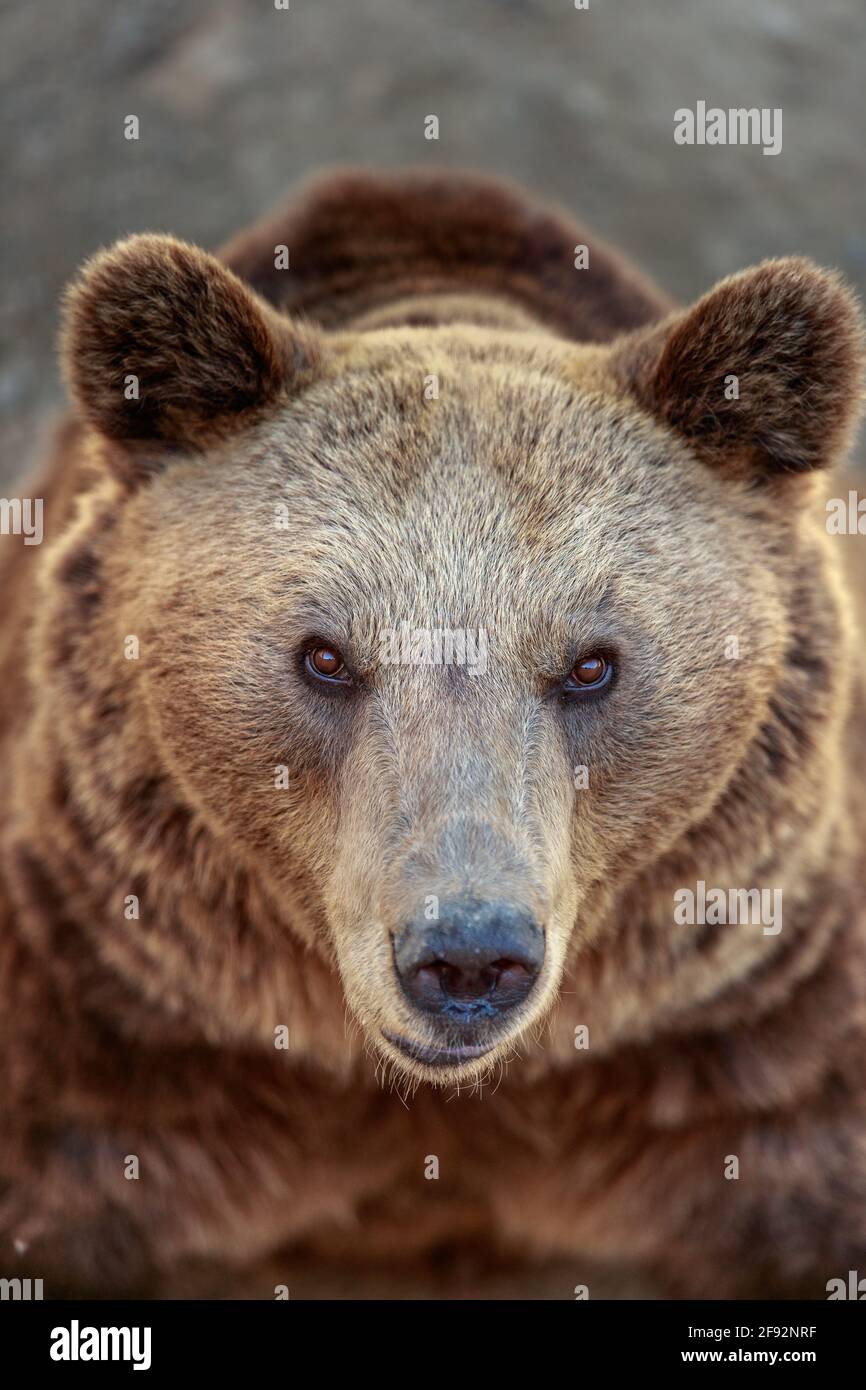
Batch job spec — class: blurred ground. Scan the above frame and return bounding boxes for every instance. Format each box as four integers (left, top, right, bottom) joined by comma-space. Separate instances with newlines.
2, 0, 864, 1300
2, 0, 865, 487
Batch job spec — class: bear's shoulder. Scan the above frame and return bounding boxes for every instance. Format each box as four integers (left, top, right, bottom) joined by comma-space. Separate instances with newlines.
219, 168, 673, 341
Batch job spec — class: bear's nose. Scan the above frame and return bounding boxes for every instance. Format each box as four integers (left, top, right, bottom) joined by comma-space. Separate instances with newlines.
393, 898, 544, 1019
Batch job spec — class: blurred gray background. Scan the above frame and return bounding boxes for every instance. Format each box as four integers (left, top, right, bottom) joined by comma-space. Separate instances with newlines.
2, 0, 865, 489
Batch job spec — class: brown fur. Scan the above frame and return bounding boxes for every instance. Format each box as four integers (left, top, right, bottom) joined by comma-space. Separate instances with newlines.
2, 169, 866, 1299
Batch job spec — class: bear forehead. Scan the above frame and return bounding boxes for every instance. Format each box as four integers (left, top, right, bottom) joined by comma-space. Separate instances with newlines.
227, 340, 708, 533
134, 338, 751, 639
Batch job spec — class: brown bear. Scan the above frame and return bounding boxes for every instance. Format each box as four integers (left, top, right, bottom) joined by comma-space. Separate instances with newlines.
2, 168, 866, 1299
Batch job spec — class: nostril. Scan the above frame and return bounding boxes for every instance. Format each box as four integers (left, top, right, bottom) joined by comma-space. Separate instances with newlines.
489, 959, 536, 1010
411, 955, 536, 1010
414, 961, 489, 1002
423, 958, 505, 1002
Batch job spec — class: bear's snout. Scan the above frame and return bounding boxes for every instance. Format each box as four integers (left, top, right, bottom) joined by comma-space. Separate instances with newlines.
393, 898, 544, 1024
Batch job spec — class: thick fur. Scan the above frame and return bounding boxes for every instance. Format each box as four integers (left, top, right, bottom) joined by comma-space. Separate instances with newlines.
62, 236, 320, 461
2, 169, 866, 1299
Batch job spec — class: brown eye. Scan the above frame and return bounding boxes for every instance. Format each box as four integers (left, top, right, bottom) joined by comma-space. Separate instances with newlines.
564, 654, 612, 695
306, 645, 350, 684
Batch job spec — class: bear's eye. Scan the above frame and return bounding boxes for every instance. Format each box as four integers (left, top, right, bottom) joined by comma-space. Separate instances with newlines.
305, 644, 352, 685
562, 654, 613, 696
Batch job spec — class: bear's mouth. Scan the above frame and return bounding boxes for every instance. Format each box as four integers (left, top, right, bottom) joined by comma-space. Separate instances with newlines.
382, 1032, 494, 1068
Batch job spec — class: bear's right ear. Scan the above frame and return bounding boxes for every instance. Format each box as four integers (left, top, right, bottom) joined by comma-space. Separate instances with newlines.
610, 257, 865, 480
60, 234, 320, 466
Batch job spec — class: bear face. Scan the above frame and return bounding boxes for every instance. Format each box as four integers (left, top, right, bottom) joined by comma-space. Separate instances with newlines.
53, 233, 864, 1087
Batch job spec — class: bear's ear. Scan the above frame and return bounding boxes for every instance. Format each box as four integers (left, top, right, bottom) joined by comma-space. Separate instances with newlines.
612, 257, 865, 478
60, 233, 320, 459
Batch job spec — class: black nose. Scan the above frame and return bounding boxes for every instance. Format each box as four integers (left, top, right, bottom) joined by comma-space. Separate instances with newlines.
394, 898, 544, 1021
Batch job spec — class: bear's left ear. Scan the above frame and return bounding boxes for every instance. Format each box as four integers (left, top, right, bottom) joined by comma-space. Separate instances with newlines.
60, 233, 320, 461
612, 257, 865, 478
